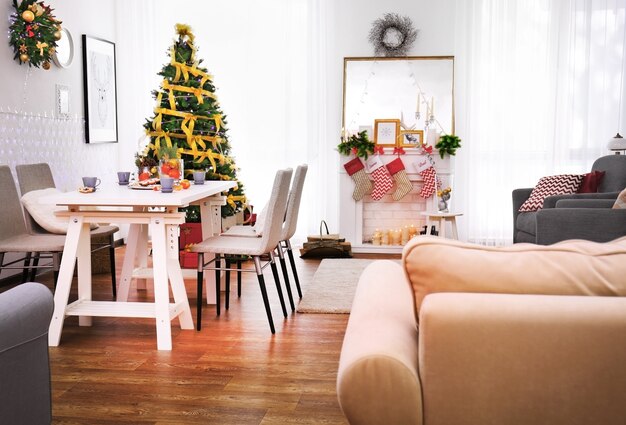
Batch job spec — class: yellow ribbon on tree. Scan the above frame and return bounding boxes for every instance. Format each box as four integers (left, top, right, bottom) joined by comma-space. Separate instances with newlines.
226, 194, 246, 209
162, 80, 216, 104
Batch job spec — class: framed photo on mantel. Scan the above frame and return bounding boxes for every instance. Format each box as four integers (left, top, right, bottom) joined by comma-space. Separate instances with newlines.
82, 35, 118, 144
374, 119, 400, 148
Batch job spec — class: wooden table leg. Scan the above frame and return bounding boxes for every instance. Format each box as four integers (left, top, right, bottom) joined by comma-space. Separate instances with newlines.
439, 217, 447, 238
49, 216, 83, 346
150, 217, 172, 350
118, 222, 141, 302
76, 222, 93, 327
451, 217, 459, 240
166, 223, 194, 330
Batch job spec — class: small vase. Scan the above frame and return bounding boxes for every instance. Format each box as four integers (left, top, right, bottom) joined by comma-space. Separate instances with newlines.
438, 193, 450, 212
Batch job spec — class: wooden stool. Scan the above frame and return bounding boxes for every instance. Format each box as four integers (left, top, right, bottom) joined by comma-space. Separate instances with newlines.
420, 212, 463, 239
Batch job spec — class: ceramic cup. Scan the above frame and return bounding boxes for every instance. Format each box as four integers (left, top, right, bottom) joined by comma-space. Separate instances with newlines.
193, 170, 205, 185
117, 171, 131, 185
82, 176, 101, 189
160, 177, 174, 193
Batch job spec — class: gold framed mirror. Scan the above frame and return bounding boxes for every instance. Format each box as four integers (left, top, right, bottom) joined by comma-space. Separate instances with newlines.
342, 56, 455, 141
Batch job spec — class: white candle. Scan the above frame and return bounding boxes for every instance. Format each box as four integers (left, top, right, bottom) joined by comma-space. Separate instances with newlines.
430, 97, 435, 116
416, 93, 421, 114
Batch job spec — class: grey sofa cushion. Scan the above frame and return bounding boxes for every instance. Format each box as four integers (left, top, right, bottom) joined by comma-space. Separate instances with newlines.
593, 155, 626, 193
516, 211, 536, 235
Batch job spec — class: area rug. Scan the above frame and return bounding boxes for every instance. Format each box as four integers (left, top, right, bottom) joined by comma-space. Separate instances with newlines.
296, 258, 374, 314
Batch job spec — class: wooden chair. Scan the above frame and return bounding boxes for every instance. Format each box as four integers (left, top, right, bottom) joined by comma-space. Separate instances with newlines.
16, 163, 119, 297
192, 169, 293, 333
0, 166, 64, 285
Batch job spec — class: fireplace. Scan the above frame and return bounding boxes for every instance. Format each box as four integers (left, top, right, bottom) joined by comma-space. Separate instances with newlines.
339, 152, 452, 253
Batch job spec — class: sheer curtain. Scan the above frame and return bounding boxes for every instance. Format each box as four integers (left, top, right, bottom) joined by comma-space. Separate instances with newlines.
115, 0, 331, 239
454, 0, 626, 245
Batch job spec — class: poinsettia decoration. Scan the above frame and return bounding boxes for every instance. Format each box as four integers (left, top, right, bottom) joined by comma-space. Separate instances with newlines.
8, 0, 62, 69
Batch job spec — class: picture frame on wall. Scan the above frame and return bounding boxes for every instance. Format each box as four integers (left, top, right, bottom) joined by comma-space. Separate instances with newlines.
373, 119, 400, 147
399, 130, 424, 148
82, 35, 118, 144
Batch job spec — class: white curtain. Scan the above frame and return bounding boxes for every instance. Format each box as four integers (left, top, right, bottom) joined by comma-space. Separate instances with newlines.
454, 0, 626, 245
115, 0, 331, 240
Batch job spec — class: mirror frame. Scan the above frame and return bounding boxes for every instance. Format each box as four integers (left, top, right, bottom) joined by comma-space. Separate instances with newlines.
342, 56, 455, 138
53, 27, 74, 68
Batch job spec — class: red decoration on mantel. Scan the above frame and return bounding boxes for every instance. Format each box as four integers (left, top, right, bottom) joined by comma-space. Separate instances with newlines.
392, 146, 406, 155
374, 146, 385, 155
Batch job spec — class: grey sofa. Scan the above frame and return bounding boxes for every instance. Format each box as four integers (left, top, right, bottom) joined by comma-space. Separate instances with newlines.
513, 155, 626, 244
0, 282, 54, 424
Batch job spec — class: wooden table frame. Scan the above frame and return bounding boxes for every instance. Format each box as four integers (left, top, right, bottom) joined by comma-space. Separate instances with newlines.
45, 182, 235, 350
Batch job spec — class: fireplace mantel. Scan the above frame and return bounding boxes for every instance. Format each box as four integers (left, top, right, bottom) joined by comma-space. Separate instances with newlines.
339, 151, 453, 254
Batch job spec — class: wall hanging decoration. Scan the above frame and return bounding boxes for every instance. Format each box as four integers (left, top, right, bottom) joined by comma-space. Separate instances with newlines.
83, 35, 118, 144
368, 13, 418, 57
142, 24, 246, 218
8, 0, 62, 69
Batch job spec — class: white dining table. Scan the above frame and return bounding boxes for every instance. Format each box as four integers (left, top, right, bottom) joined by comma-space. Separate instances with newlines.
43, 180, 236, 350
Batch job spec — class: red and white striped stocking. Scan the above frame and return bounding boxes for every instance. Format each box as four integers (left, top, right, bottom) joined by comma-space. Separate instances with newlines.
415, 158, 441, 199
366, 156, 394, 200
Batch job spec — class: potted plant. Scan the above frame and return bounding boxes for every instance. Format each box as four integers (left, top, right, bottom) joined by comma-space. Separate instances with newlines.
435, 134, 462, 159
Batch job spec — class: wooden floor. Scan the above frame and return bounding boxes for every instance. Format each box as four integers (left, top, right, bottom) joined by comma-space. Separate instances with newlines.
15, 247, 367, 425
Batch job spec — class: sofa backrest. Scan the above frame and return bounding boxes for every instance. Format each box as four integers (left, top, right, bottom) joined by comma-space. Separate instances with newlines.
402, 235, 626, 319
592, 155, 626, 192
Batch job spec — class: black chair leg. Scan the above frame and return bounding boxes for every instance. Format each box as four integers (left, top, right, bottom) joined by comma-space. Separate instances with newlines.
215, 255, 221, 316
21, 252, 32, 283
269, 256, 288, 318
237, 260, 242, 298
108, 235, 117, 299
254, 257, 275, 334
279, 255, 295, 312
286, 244, 302, 298
29, 253, 40, 282
197, 269, 204, 331
225, 258, 231, 310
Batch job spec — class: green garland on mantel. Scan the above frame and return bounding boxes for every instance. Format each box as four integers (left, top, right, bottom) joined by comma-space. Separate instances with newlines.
337, 131, 375, 159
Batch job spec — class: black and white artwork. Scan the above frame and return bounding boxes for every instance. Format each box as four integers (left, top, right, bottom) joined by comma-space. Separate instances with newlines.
83, 35, 118, 143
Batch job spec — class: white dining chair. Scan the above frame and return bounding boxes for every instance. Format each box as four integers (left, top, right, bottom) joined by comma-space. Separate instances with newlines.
222, 164, 307, 311
192, 168, 293, 333
16, 163, 120, 298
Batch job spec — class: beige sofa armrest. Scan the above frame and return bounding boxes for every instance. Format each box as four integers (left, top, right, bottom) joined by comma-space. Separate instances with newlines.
419, 293, 626, 425
337, 260, 422, 425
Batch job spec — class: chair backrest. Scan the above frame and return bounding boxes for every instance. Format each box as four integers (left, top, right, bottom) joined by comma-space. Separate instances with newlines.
280, 164, 308, 241
258, 168, 293, 254
0, 166, 28, 239
592, 155, 626, 193
15, 163, 56, 234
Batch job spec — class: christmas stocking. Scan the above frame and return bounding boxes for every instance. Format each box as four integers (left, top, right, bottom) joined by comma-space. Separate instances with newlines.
386, 157, 413, 201
366, 156, 394, 201
415, 158, 440, 199
344, 157, 373, 201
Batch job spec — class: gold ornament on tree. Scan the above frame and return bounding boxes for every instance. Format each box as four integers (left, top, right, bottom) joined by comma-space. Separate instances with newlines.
21, 10, 35, 22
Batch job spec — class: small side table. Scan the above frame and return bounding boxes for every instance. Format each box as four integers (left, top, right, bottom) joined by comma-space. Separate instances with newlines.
420, 211, 463, 240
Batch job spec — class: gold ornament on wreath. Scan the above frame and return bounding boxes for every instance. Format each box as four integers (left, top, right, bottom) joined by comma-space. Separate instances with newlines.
8, 0, 62, 69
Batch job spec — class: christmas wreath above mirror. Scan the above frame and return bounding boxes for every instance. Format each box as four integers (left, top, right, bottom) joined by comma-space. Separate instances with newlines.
8, 0, 62, 69
368, 13, 418, 57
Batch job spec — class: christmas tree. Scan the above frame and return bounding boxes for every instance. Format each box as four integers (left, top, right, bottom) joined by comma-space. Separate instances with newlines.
143, 24, 245, 217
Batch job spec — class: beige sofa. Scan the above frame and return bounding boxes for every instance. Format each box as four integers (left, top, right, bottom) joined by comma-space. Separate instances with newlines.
337, 236, 626, 425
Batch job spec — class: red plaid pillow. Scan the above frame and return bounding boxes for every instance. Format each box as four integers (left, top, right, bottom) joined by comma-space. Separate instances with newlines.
519, 174, 585, 212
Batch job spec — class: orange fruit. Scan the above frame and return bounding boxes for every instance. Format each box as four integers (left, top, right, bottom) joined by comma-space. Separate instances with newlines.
161, 164, 171, 175
138, 172, 150, 181
168, 169, 181, 179
181, 180, 190, 189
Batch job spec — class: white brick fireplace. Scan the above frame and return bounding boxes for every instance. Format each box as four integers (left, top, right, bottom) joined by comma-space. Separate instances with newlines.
339, 152, 452, 253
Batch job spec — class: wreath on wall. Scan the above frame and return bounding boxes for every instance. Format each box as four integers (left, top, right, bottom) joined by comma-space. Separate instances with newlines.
8, 0, 62, 69
368, 13, 418, 57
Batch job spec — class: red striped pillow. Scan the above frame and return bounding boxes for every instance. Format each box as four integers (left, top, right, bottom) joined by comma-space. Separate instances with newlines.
519, 174, 585, 212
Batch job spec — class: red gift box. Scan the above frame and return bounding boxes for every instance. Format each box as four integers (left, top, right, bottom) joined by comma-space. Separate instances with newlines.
179, 223, 202, 268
